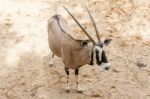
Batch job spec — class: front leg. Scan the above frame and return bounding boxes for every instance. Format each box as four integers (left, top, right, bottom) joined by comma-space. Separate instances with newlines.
49, 53, 54, 67
75, 68, 82, 93
65, 68, 70, 93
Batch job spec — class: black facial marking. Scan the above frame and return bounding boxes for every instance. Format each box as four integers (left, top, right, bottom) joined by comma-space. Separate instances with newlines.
90, 51, 94, 65
80, 40, 90, 46
95, 49, 101, 65
101, 51, 108, 63
81, 41, 87, 46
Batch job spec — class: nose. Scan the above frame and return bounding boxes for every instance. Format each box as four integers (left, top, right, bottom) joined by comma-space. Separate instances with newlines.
105, 66, 110, 70
101, 63, 111, 70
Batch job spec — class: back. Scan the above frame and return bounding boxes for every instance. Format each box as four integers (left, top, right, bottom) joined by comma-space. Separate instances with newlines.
48, 15, 74, 57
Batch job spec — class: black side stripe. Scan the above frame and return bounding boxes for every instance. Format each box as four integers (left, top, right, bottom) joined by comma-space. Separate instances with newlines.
53, 15, 75, 40
54, 15, 67, 33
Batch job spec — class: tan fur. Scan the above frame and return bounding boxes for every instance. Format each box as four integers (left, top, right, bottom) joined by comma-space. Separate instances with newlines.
48, 15, 92, 69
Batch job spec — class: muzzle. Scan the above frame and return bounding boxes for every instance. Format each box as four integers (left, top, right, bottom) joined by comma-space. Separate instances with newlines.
101, 63, 111, 70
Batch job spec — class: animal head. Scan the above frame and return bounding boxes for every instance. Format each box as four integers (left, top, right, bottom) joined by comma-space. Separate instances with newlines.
93, 39, 111, 70
64, 6, 112, 70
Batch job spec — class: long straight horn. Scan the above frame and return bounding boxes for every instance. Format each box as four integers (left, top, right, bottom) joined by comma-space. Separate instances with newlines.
63, 6, 96, 45
85, 5, 100, 41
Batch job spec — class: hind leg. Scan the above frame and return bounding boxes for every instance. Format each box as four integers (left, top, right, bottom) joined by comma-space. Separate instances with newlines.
65, 68, 70, 93
49, 53, 54, 67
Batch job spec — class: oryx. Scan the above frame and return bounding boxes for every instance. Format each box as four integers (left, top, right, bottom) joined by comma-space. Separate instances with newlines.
47, 6, 112, 93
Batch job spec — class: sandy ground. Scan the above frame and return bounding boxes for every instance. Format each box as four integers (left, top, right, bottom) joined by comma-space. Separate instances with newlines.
0, 0, 150, 99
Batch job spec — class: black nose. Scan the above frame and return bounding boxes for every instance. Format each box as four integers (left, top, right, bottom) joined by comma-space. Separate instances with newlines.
105, 67, 110, 70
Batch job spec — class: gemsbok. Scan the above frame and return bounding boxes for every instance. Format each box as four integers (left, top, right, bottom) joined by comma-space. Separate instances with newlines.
48, 6, 112, 93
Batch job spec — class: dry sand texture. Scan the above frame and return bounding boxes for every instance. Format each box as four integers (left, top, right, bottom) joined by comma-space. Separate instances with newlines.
0, 0, 150, 99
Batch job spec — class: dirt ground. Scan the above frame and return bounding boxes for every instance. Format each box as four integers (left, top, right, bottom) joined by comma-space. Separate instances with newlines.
0, 0, 150, 99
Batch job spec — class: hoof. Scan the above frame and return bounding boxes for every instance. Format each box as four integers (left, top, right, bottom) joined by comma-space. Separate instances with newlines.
65, 89, 70, 93
49, 64, 53, 67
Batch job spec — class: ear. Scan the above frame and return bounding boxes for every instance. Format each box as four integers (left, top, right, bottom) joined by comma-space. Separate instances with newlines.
104, 38, 112, 46
80, 40, 90, 46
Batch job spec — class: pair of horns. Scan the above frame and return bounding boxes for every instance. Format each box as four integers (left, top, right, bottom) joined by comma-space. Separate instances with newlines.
64, 6, 100, 45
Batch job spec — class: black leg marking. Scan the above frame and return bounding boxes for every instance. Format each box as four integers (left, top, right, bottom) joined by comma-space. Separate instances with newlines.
75, 68, 79, 75
65, 68, 69, 84
75, 68, 79, 90
65, 68, 70, 93
65, 68, 69, 75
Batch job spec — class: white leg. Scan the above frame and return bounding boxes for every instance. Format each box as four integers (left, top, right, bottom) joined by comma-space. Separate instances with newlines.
75, 69, 82, 93
49, 54, 54, 67
65, 76, 70, 92
76, 76, 82, 93
65, 68, 70, 93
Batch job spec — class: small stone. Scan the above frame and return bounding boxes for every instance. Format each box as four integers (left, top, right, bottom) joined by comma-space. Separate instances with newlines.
65, 89, 70, 93
136, 61, 147, 68
91, 91, 103, 97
